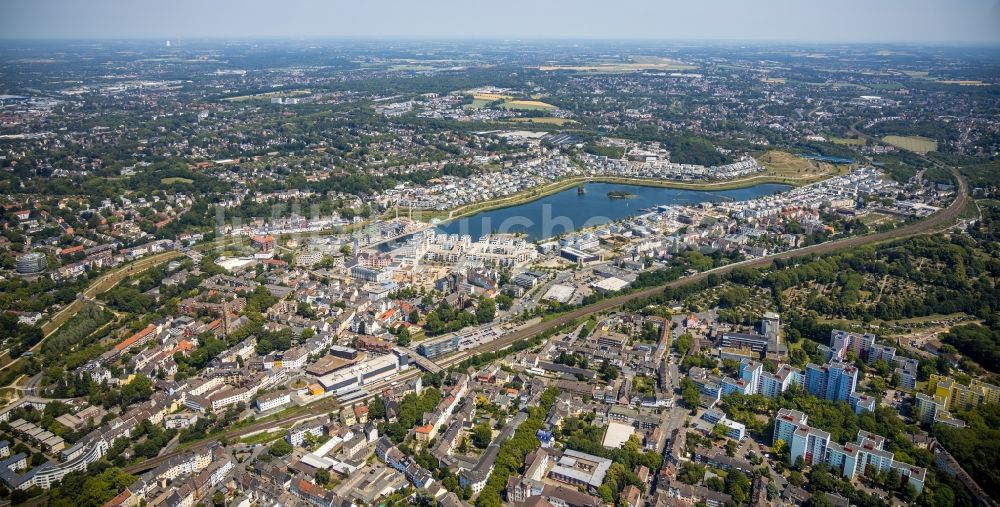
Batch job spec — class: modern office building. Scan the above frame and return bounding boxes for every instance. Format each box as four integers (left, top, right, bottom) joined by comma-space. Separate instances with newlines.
701, 410, 746, 440
719, 331, 768, 354
416, 334, 460, 359
16, 252, 47, 275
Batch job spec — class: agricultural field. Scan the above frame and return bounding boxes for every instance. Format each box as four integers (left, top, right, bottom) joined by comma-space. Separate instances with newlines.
897, 70, 988, 86
466, 93, 520, 110
464, 93, 557, 111
882, 135, 938, 153
474, 93, 513, 101
499, 100, 557, 111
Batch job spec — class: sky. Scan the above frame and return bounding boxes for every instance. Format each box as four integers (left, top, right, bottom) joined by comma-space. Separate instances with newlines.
3, 0, 1000, 43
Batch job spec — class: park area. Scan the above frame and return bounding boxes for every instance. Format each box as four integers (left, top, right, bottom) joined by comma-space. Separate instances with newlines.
882, 135, 938, 153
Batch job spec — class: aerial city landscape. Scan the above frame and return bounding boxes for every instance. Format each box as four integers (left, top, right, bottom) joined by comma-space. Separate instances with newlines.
0, 2, 998, 507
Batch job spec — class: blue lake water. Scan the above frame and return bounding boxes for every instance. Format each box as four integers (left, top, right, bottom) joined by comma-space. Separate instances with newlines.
389, 181, 791, 246
798, 154, 854, 164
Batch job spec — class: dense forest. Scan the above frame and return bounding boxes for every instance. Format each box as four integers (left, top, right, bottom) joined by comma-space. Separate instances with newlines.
932, 403, 1000, 500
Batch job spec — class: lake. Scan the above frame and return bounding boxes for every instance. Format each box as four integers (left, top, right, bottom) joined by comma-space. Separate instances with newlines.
404, 181, 791, 244
798, 154, 854, 164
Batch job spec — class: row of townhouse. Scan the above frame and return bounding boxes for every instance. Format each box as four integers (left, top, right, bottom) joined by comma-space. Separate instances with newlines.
0, 406, 147, 490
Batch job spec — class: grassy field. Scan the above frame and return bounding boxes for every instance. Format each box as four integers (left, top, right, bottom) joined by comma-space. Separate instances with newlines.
464, 99, 491, 110
161, 177, 194, 185
829, 136, 866, 146
239, 430, 284, 446
867, 83, 906, 90
222, 89, 311, 102
899, 70, 989, 86
757, 150, 844, 178
474, 93, 513, 101
539, 56, 695, 73
389, 64, 434, 71
500, 100, 557, 111
936, 80, 988, 86
882, 135, 938, 153
507, 117, 573, 125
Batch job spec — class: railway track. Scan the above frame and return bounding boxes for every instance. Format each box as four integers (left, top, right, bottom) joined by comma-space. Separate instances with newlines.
70, 167, 972, 483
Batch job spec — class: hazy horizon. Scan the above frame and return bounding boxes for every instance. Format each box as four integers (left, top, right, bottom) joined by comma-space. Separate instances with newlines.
3, 0, 1000, 44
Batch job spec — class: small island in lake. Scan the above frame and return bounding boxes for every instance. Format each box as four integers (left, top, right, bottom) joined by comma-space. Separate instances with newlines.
607, 190, 637, 199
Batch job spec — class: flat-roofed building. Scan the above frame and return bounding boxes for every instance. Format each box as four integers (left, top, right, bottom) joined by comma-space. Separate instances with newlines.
416, 334, 459, 359
317, 351, 408, 394
548, 449, 612, 492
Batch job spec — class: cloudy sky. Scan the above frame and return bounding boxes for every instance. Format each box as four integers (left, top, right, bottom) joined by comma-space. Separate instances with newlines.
3, 0, 999, 43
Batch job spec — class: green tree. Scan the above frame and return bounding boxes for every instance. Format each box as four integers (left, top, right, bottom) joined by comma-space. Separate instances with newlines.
396, 326, 411, 347
680, 377, 701, 412
677, 462, 705, 485
315, 469, 330, 485
725, 470, 751, 505
270, 439, 293, 456
806, 491, 833, 507
476, 298, 496, 324
472, 423, 493, 449
705, 476, 725, 491
367, 397, 386, 420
